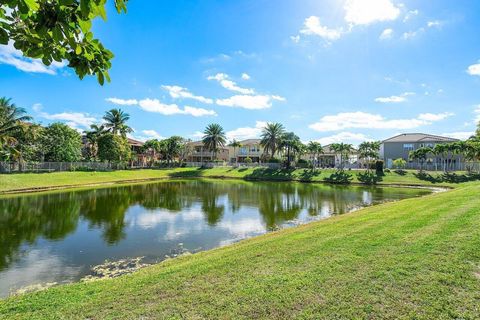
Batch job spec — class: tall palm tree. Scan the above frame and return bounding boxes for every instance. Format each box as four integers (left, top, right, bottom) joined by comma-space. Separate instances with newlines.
202, 123, 226, 161
433, 144, 448, 172
103, 109, 132, 136
279, 132, 301, 168
358, 141, 381, 171
260, 122, 285, 159
0, 97, 32, 147
330, 143, 353, 170
84, 124, 105, 160
228, 139, 242, 164
307, 141, 323, 170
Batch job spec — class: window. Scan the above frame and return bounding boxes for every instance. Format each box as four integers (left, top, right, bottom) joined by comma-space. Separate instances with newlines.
403, 143, 414, 151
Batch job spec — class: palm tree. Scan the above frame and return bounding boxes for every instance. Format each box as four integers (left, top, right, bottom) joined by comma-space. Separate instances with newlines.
279, 132, 301, 168
84, 124, 105, 160
307, 141, 323, 170
433, 144, 448, 172
0, 97, 32, 148
202, 123, 226, 161
103, 109, 132, 136
409, 147, 431, 172
358, 141, 380, 171
260, 122, 285, 159
330, 143, 353, 170
228, 139, 242, 164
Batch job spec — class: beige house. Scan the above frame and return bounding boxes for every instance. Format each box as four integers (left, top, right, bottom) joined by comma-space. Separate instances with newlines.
233, 139, 265, 163
186, 141, 230, 162
302, 144, 358, 168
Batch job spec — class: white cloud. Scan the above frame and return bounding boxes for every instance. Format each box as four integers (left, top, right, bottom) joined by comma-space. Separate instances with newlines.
417, 112, 454, 122
309, 111, 453, 132
402, 28, 424, 39
241, 73, 251, 80
441, 132, 473, 140
183, 106, 217, 117
106, 98, 216, 117
138, 99, 217, 117
314, 132, 370, 145
0, 41, 66, 75
467, 62, 480, 76
105, 98, 139, 106
34, 104, 97, 130
299, 16, 343, 41
216, 94, 282, 110
344, 0, 401, 25
141, 130, 165, 140
225, 121, 267, 141
403, 9, 419, 23
379, 28, 394, 40
375, 92, 415, 103
427, 20, 441, 28
207, 73, 254, 94
161, 85, 213, 104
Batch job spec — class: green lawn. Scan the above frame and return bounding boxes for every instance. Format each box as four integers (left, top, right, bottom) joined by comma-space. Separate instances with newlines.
1, 167, 477, 194
1, 182, 479, 319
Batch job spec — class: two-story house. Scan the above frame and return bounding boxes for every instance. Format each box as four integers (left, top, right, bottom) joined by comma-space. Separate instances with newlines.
233, 139, 264, 163
380, 133, 460, 169
186, 141, 230, 162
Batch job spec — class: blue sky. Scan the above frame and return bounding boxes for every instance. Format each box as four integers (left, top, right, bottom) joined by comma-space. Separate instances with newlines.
1, 0, 480, 145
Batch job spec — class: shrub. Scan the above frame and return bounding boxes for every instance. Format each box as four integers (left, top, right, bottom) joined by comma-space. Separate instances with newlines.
375, 160, 384, 175
244, 157, 253, 164
393, 158, 407, 169
266, 158, 281, 163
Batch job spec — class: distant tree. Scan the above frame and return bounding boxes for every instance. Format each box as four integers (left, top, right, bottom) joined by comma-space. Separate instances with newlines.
409, 147, 431, 172
260, 122, 285, 159
164, 136, 184, 164
103, 109, 132, 136
97, 133, 131, 163
0, 1, 128, 84
279, 132, 301, 169
307, 141, 323, 170
228, 139, 242, 164
83, 124, 105, 160
0, 97, 32, 153
42, 123, 82, 162
13, 123, 44, 163
330, 143, 354, 170
178, 138, 192, 164
392, 158, 407, 170
142, 139, 162, 165
358, 141, 381, 172
202, 124, 226, 161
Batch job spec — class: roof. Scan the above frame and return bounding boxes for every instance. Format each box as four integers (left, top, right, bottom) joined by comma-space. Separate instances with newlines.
127, 138, 144, 147
382, 133, 459, 143
238, 139, 261, 145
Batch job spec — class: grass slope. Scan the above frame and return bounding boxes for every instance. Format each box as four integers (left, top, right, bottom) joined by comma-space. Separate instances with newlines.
1, 183, 479, 319
1, 167, 476, 194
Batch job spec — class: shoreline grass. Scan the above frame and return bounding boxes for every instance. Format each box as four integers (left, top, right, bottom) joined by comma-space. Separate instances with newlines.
1, 167, 476, 195
0, 182, 479, 319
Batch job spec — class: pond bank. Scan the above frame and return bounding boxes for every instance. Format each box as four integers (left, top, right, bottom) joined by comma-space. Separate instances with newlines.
1, 183, 479, 319
0, 167, 466, 195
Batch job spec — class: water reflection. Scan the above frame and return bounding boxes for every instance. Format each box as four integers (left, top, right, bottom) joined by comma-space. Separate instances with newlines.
0, 180, 430, 296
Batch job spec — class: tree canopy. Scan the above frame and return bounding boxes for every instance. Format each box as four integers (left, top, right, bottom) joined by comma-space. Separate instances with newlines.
0, 0, 127, 84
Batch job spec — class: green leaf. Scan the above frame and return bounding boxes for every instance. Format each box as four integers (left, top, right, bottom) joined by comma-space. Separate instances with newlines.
75, 46, 82, 54
0, 28, 7, 45
78, 20, 92, 33
23, 0, 39, 11
97, 71, 105, 85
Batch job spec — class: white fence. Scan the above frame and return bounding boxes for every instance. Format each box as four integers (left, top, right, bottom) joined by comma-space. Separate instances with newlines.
0, 162, 119, 173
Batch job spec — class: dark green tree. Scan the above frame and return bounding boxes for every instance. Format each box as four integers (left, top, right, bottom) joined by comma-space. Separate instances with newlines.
260, 122, 285, 159
202, 123, 226, 160
42, 123, 82, 161
103, 109, 132, 136
97, 132, 131, 162
0, 0, 127, 84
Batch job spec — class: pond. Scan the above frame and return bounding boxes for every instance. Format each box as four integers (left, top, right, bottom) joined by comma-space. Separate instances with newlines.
0, 179, 431, 297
